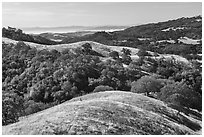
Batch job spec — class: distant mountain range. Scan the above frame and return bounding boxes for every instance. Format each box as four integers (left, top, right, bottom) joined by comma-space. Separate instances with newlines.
21, 25, 129, 34
2, 15, 202, 54
59, 15, 202, 45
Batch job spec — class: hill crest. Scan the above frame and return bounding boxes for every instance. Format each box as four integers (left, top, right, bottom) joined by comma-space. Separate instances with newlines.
2, 91, 201, 135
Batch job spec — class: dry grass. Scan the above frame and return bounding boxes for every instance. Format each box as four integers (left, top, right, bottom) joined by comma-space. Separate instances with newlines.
2, 91, 201, 135
3, 37, 190, 64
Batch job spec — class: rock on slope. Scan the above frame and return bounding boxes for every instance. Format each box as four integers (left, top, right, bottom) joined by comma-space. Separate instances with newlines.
2, 91, 201, 135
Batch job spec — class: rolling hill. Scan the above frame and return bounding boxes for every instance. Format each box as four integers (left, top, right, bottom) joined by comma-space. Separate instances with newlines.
2, 37, 190, 64
2, 27, 58, 45
2, 91, 201, 135
60, 16, 201, 45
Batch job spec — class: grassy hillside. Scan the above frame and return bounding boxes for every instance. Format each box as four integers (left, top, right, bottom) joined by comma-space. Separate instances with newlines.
39, 31, 96, 42
60, 16, 201, 60
2, 91, 201, 135
61, 16, 201, 44
2, 37, 190, 64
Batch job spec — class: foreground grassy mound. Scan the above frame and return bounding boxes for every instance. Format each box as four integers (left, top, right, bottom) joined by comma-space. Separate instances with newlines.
2, 91, 201, 135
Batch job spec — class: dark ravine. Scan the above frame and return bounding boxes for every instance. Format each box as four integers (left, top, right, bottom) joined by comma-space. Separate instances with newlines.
2, 91, 201, 135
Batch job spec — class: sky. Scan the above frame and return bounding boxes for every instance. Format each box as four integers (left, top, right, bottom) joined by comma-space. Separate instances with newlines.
2, 2, 202, 28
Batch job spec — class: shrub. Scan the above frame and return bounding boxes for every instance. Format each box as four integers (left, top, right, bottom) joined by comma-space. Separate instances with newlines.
109, 51, 119, 59
137, 49, 151, 57
82, 43, 92, 53
2, 91, 24, 125
131, 76, 163, 96
157, 81, 202, 111
121, 48, 131, 56
23, 100, 56, 116
121, 54, 132, 65
29, 85, 45, 102
93, 85, 114, 93
24, 101, 44, 115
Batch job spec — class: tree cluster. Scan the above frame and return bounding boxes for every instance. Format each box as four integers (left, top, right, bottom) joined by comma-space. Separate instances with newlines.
2, 40, 202, 126
2, 42, 142, 125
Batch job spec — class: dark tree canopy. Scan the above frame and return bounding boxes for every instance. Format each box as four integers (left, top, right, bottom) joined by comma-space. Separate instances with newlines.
109, 51, 119, 59
82, 43, 92, 53
157, 81, 202, 111
131, 76, 163, 96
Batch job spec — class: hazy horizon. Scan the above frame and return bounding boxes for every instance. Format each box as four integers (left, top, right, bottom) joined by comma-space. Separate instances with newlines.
3, 2, 202, 28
